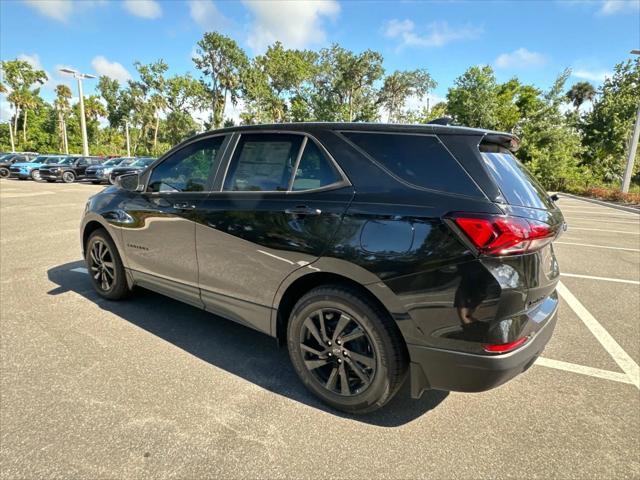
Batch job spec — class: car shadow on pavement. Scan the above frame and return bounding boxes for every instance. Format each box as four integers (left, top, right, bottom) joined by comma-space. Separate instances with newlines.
47, 261, 448, 427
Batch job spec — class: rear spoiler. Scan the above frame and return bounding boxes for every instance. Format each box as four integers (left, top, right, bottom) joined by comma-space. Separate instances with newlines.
481, 133, 520, 153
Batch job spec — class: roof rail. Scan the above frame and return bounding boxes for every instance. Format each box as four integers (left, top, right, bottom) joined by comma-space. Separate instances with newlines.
427, 117, 454, 126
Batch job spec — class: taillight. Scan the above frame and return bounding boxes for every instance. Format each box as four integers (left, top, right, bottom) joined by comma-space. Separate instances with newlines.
449, 213, 556, 256
482, 336, 529, 354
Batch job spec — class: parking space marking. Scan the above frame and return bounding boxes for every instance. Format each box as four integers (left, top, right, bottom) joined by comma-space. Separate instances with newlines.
567, 227, 640, 235
0, 191, 55, 198
557, 281, 640, 389
535, 357, 634, 385
555, 241, 640, 252
561, 273, 640, 285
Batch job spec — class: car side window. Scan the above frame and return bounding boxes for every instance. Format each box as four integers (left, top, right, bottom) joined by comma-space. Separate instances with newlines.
223, 134, 303, 192
147, 136, 225, 193
78, 159, 88, 166
292, 141, 341, 191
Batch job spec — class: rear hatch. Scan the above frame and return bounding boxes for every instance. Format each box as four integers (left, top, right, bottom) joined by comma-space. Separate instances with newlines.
478, 139, 564, 309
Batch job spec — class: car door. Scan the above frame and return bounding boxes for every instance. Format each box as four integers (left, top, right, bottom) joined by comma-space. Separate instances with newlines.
121, 135, 229, 307
75, 157, 90, 176
195, 132, 354, 334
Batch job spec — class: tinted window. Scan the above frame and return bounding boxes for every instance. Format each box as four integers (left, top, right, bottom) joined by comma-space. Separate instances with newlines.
342, 132, 480, 196
224, 134, 303, 192
480, 152, 553, 210
148, 137, 224, 193
292, 141, 341, 191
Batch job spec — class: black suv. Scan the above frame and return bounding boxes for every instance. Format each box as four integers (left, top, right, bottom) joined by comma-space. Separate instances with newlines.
107, 157, 156, 184
80, 123, 564, 413
0, 152, 38, 177
39, 156, 104, 183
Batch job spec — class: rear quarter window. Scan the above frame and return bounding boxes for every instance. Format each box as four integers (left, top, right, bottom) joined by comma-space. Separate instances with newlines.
341, 131, 481, 197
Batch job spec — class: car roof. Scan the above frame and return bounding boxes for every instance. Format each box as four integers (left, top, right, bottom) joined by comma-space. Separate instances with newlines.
187, 122, 519, 150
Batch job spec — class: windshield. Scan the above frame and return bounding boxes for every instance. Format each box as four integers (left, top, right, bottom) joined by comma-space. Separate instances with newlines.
101, 159, 120, 167
30, 156, 49, 163
57, 157, 76, 165
44, 157, 63, 164
131, 158, 155, 167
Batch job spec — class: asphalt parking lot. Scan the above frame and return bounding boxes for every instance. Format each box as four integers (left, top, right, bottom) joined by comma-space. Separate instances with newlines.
1, 179, 638, 479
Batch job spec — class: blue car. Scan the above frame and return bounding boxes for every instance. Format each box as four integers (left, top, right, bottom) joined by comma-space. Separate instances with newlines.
9, 155, 70, 180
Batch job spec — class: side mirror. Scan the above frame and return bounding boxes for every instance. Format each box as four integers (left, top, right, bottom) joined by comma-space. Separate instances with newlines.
117, 173, 143, 192
549, 193, 559, 202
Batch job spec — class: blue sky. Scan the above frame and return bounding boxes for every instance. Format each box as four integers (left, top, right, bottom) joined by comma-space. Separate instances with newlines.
1, 0, 639, 121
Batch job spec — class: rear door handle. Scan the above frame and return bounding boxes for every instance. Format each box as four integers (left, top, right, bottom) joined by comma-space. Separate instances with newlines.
173, 202, 196, 210
285, 206, 322, 216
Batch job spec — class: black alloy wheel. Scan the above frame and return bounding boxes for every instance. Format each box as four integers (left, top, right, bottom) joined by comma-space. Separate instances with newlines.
89, 239, 116, 292
287, 285, 408, 414
299, 308, 376, 396
0, 168, 9, 178
85, 229, 130, 300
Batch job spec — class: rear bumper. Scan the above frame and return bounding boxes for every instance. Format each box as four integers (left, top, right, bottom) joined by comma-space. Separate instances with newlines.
408, 299, 558, 398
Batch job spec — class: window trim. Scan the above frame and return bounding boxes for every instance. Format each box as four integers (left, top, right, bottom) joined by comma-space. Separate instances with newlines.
218, 131, 350, 195
142, 133, 231, 195
337, 130, 486, 200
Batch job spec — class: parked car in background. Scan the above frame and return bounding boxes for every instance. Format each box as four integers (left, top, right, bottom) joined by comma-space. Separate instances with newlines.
85, 157, 135, 184
39, 156, 104, 183
108, 157, 155, 184
9, 154, 68, 180
0, 153, 39, 178
81, 122, 564, 413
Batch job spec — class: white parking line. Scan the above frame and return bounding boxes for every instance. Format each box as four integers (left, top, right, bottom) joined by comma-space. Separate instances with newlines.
535, 357, 634, 385
557, 282, 640, 389
555, 241, 640, 252
566, 219, 640, 226
561, 273, 640, 285
567, 227, 640, 235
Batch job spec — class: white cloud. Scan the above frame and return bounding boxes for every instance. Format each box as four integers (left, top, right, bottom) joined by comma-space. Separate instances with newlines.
23, 0, 73, 22
189, 0, 230, 30
383, 19, 482, 48
598, 0, 640, 15
91, 56, 132, 83
495, 48, 548, 69
572, 68, 612, 83
123, 0, 162, 19
243, 0, 340, 51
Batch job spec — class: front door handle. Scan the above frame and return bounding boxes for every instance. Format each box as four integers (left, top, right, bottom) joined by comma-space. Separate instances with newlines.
285, 205, 322, 216
173, 202, 196, 210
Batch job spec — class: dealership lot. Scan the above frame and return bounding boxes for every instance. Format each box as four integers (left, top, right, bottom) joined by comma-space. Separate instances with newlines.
1, 179, 638, 479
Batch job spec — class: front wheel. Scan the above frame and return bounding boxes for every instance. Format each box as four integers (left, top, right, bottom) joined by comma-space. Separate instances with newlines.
61, 171, 76, 183
31, 169, 41, 181
287, 285, 408, 414
0, 168, 9, 178
85, 228, 130, 300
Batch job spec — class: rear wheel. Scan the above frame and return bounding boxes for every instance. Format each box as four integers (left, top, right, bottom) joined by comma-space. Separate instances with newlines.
287, 285, 408, 414
0, 168, 9, 178
85, 228, 130, 300
62, 171, 76, 183
31, 169, 41, 181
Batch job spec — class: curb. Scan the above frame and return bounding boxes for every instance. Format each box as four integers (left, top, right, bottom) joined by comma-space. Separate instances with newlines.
559, 192, 640, 215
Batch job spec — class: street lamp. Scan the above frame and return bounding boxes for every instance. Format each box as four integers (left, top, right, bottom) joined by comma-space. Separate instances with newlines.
59, 68, 96, 157
621, 50, 640, 193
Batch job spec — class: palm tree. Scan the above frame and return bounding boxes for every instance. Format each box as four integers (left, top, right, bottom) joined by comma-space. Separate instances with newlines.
566, 81, 596, 111
54, 85, 72, 153
0, 83, 14, 151
21, 91, 39, 143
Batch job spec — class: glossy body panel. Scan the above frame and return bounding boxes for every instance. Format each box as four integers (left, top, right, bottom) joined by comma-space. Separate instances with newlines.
80, 122, 562, 396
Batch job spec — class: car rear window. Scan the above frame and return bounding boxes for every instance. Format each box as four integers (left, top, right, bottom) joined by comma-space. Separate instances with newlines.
341, 131, 481, 197
480, 151, 553, 210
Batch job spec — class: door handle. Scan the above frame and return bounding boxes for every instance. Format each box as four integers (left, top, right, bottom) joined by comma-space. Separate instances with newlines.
285, 206, 322, 216
173, 202, 196, 210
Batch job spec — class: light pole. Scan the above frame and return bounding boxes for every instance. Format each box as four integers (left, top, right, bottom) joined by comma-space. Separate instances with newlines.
59, 68, 96, 156
622, 49, 640, 193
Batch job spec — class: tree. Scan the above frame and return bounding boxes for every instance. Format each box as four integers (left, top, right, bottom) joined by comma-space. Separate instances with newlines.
0, 59, 47, 147
581, 59, 640, 180
379, 69, 436, 122
134, 60, 168, 154
193, 32, 248, 128
54, 84, 72, 153
164, 74, 206, 144
566, 81, 596, 111
447, 65, 498, 129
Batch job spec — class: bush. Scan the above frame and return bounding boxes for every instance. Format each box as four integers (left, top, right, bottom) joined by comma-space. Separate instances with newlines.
565, 184, 640, 205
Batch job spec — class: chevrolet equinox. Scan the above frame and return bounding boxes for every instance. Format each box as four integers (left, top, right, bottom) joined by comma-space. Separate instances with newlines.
80, 123, 564, 413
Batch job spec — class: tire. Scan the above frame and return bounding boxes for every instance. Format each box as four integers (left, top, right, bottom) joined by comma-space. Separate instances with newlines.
108, 175, 116, 185
85, 228, 130, 300
30, 169, 41, 181
287, 285, 408, 414
0, 168, 9, 178
61, 171, 76, 183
